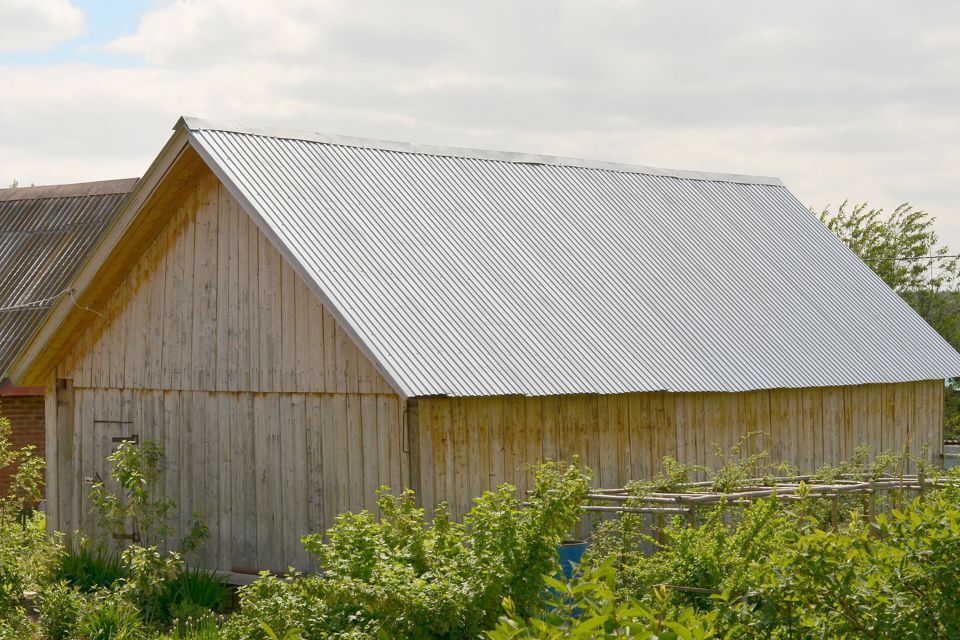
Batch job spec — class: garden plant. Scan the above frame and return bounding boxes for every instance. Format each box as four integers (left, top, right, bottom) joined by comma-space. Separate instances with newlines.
1, 417, 959, 639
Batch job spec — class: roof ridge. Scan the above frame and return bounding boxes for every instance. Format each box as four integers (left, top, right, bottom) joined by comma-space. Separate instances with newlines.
177, 116, 783, 186
0, 178, 139, 202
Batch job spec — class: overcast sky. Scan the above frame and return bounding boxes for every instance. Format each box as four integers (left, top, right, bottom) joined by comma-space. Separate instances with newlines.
2, 0, 959, 248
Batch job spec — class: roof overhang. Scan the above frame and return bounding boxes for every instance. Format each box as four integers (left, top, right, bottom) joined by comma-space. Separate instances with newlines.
9, 121, 409, 398
8, 128, 195, 386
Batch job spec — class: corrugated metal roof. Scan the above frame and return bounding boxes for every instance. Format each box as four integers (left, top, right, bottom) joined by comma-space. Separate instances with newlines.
181, 117, 960, 397
0, 179, 137, 378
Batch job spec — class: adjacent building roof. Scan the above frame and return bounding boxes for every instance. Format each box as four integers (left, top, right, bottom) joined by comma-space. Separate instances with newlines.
0, 179, 137, 378
178, 117, 960, 397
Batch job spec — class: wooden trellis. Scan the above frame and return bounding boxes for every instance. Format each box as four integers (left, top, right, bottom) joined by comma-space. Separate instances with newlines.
580, 473, 960, 531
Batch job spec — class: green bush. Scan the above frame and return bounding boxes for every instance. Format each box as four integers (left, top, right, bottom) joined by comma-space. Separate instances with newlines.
487, 561, 720, 639
589, 497, 793, 612
38, 581, 88, 640
74, 590, 144, 640
166, 614, 224, 640
90, 440, 208, 554
42, 545, 230, 637
115, 545, 182, 627
744, 487, 960, 639
223, 460, 592, 639
164, 566, 231, 623
0, 412, 56, 632
54, 544, 128, 592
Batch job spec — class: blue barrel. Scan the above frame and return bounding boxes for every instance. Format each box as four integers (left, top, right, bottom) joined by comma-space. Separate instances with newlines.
557, 540, 587, 580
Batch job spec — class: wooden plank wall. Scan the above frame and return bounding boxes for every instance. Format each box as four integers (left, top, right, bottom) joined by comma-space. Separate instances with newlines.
45, 167, 406, 573
55, 168, 396, 396
411, 382, 944, 519
53, 387, 402, 573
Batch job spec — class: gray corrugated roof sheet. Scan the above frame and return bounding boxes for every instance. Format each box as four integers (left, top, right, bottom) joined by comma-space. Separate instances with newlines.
181, 117, 960, 398
0, 179, 137, 378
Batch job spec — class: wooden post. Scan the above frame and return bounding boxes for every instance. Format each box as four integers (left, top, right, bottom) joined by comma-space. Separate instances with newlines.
406, 399, 421, 503
54, 379, 74, 537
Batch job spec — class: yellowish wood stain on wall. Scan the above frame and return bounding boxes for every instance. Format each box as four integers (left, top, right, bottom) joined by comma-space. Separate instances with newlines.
46, 168, 404, 573
411, 382, 944, 520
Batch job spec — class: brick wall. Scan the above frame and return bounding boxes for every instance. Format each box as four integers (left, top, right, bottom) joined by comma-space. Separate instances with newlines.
0, 395, 45, 496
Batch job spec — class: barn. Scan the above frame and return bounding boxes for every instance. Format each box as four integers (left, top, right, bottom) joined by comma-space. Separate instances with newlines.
0, 180, 135, 494
9, 117, 960, 575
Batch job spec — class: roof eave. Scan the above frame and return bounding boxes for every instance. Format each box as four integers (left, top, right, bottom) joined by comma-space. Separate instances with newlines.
8, 129, 191, 386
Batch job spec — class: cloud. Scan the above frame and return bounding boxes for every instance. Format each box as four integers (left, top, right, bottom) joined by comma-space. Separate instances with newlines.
0, 0, 84, 52
2, 0, 960, 247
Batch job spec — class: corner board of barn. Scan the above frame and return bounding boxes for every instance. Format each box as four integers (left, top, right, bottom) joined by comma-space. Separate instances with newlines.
37, 152, 946, 576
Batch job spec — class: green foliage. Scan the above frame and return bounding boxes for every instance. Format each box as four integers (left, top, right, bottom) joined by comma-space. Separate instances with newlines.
223, 460, 592, 639
627, 457, 707, 496
116, 545, 182, 627
0, 413, 45, 517
811, 444, 896, 483
166, 566, 231, 616
221, 572, 318, 640
72, 439, 224, 633
40, 549, 230, 637
487, 561, 720, 639
744, 487, 960, 639
74, 589, 145, 640
708, 434, 768, 493
945, 377, 960, 440
817, 201, 959, 294
259, 622, 304, 640
38, 581, 87, 640
0, 412, 58, 629
90, 440, 176, 548
166, 614, 225, 640
54, 543, 128, 592
595, 499, 793, 612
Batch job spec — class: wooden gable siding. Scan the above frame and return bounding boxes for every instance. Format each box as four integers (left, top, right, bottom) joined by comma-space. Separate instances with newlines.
56, 168, 395, 395
409, 381, 944, 520
46, 166, 406, 573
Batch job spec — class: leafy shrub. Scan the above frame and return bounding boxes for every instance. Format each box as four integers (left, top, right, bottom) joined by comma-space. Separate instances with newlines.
74, 590, 144, 640
165, 566, 231, 620
41, 548, 228, 637
589, 497, 792, 612
0, 413, 44, 516
744, 487, 960, 639
625, 456, 707, 496
53, 544, 128, 592
38, 581, 87, 640
223, 460, 592, 639
90, 440, 208, 553
0, 412, 56, 629
223, 574, 319, 639
487, 561, 720, 640
115, 545, 182, 627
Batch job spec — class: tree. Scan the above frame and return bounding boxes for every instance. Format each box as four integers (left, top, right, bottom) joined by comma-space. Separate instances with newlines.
817, 202, 959, 294
816, 201, 960, 439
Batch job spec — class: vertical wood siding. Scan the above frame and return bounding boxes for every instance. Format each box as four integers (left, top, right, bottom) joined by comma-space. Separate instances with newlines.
46, 167, 405, 573
56, 169, 395, 395
410, 382, 945, 520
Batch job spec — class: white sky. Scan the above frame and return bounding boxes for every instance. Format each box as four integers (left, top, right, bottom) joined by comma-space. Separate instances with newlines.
2, 0, 959, 249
